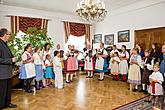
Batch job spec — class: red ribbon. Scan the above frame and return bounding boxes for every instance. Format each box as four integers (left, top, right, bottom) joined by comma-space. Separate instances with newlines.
151, 82, 155, 94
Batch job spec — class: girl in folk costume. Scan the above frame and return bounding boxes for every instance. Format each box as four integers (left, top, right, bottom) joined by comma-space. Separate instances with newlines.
65, 45, 78, 83
33, 46, 45, 90
119, 45, 129, 81
45, 54, 54, 87
109, 52, 120, 80
128, 48, 142, 91
95, 43, 108, 81
85, 49, 94, 78
19, 44, 35, 93
53, 51, 64, 89
141, 50, 154, 93
146, 64, 164, 106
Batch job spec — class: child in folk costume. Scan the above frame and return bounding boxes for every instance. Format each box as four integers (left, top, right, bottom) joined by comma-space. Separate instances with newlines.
65, 45, 78, 83
146, 64, 164, 106
128, 48, 142, 91
19, 44, 35, 93
141, 50, 154, 93
45, 54, 54, 87
119, 45, 129, 81
95, 43, 108, 81
33, 46, 45, 90
109, 52, 120, 80
85, 49, 94, 78
60, 50, 65, 70
53, 51, 64, 89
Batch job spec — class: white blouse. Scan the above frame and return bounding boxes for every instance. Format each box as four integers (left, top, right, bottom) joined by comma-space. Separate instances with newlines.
33, 53, 43, 65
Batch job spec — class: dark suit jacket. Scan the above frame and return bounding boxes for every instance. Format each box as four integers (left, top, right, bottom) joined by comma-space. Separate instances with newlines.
0, 39, 14, 79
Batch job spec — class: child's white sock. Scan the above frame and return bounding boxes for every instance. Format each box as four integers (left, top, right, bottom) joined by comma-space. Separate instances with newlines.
66, 74, 69, 82
142, 84, 145, 90
70, 74, 73, 81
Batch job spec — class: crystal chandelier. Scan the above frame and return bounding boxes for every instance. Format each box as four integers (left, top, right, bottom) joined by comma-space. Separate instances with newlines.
76, 0, 107, 23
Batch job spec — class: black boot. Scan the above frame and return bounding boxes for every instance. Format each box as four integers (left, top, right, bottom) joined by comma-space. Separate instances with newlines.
23, 79, 28, 92
39, 80, 45, 88
27, 78, 33, 93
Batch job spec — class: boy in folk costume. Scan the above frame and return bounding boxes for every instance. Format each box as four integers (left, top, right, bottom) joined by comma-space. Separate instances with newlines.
146, 64, 164, 107
128, 48, 142, 91
33, 46, 45, 90
19, 44, 35, 93
119, 45, 129, 81
141, 50, 154, 93
95, 43, 108, 81
85, 49, 94, 78
65, 45, 78, 83
109, 52, 120, 80
53, 51, 64, 89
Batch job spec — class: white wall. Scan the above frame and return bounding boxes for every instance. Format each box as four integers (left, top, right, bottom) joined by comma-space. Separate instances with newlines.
0, 4, 93, 49
95, 0, 165, 49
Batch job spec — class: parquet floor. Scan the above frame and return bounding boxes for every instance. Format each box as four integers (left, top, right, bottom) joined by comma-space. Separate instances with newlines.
6, 74, 146, 110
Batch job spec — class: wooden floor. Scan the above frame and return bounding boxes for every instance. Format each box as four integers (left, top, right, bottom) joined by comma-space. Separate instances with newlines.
7, 74, 146, 110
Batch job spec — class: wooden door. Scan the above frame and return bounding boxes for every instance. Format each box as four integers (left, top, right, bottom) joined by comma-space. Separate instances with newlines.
135, 27, 165, 51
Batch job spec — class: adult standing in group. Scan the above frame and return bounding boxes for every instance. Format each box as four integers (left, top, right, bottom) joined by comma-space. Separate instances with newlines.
19, 44, 36, 93
150, 43, 162, 64
0, 28, 17, 109
43, 43, 52, 62
160, 44, 165, 89
95, 43, 108, 81
119, 45, 129, 81
56, 44, 61, 51
110, 45, 120, 57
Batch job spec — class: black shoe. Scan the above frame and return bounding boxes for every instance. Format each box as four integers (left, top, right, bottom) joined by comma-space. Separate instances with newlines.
27, 89, 34, 93
70, 80, 73, 82
98, 78, 104, 81
86, 76, 90, 78
6, 103, 17, 108
90, 76, 93, 78
66, 81, 70, 83
132, 89, 138, 92
144, 100, 151, 103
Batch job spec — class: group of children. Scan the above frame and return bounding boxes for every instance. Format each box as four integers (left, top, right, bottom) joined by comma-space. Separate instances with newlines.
18, 42, 165, 107
84, 42, 164, 107
19, 43, 64, 93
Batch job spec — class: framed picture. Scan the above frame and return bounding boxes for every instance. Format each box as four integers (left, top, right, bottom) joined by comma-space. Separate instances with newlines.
94, 34, 102, 44
104, 34, 114, 45
118, 30, 130, 42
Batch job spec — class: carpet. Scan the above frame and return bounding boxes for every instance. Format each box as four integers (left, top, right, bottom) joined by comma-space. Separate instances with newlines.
113, 95, 165, 110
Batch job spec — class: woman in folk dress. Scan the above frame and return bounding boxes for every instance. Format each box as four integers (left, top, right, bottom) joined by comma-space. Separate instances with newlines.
95, 43, 108, 81
65, 45, 78, 83
19, 44, 35, 93
128, 48, 142, 91
33, 46, 44, 90
119, 45, 129, 81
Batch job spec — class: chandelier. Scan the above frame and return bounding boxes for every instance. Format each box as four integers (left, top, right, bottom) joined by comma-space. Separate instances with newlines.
76, 0, 107, 23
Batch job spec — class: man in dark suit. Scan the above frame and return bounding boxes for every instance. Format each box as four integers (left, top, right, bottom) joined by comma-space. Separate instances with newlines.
0, 28, 17, 109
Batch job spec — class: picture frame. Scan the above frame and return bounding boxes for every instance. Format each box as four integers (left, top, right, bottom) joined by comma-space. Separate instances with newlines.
104, 34, 114, 45
118, 30, 130, 42
94, 34, 102, 44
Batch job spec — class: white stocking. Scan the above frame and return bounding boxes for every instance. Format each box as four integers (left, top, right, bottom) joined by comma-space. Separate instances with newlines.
70, 74, 73, 81
66, 74, 69, 82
